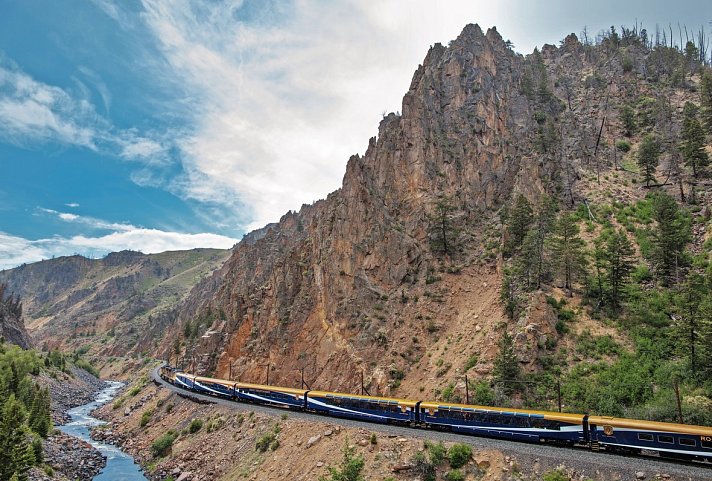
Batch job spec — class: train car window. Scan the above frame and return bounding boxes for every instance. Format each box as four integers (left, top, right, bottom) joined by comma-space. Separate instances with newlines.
679, 438, 696, 447
658, 435, 674, 444
701, 438, 712, 449
637, 433, 654, 442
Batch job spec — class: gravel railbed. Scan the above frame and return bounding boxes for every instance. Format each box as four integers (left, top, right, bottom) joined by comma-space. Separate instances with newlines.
151, 367, 710, 481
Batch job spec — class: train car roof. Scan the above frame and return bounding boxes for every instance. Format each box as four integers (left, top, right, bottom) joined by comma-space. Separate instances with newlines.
308, 390, 419, 406
194, 375, 236, 387
235, 381, 308, 396
588, 415, 712, 436
418, 401, 585, 423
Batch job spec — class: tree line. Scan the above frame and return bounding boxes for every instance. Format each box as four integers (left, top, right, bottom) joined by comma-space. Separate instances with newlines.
494, 190, 712, 420
0, 344, 52, 481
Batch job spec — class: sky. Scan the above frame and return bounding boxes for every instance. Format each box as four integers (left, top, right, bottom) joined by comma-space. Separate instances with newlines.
0, 0, 709, 269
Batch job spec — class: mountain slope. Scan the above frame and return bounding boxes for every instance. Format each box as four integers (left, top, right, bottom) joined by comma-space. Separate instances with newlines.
0, 248, 231, 355
155, 25, 552, 395
154, 23, 712, 411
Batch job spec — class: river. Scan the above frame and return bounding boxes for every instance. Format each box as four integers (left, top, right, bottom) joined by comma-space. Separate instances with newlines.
60, 380, 149, 481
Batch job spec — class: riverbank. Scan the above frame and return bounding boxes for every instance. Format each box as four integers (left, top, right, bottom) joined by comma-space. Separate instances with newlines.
28, 366, 107, 481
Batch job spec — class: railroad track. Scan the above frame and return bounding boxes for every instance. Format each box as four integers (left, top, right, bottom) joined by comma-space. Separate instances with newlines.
150, 366, 710, 480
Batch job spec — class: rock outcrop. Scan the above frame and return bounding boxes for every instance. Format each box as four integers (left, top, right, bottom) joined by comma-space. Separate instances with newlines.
0, 282, 31, 348
159, 24, 556, 394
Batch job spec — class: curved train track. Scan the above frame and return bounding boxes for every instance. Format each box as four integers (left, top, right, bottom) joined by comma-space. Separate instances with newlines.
150, 365, 711, 479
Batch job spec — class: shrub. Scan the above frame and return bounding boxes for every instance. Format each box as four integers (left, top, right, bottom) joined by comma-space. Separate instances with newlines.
188, 418, 203, 434
543, 468, 570, 481
463, 355, 478, 372
140, 410, 152, 428
151, 431, 178, 457
426, 441, 446, 465
445, 470, 465, 481
615, 140, 631, 152
447, 443, 472, 469
255, 432, 277, 452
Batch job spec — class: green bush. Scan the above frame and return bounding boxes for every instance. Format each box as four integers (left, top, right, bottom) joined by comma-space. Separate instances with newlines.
255, 432, 277, 452
615, 140, 631, 152
151, 431, 177, 457
188, 418, 203, 434
447, 443, 472, 469
542, 468, 570, 481
445, 470, 465, 481
139, 410, 152, 428
426, 441, 446, 465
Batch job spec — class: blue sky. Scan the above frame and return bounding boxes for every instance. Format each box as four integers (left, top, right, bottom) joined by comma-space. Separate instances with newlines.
0, 0, 709, 269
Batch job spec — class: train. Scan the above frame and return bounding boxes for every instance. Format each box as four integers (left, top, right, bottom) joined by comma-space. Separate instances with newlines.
158, 365, 712, 464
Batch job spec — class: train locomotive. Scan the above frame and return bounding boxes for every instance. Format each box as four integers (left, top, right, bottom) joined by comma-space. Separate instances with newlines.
159, 365, 712, 464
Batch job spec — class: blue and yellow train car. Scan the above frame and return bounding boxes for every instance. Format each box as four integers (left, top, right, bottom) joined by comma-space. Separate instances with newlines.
306, 391, 419, 424
174, 371, 196, 390
193, 376, 237, 398
419, 402, 586, 444
589, 415, 712, 462
234, 382, 308, 409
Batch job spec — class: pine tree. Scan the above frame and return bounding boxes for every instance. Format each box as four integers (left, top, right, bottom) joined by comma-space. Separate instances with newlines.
503, 195, 533, 257
700, 70, 712, 134
620, 104, 636, 137
427, 195, 460, 257
699, 295, 712, 376
680, 102, 709, 177
637, 134, 660, 187
493, 332, 520, 394
500, 268, 522, 320
550, 213, 588, 294
673, 273, 705, 376
651, 193, 690, 285
0, 395, 33, 481
602, 229, 635, 307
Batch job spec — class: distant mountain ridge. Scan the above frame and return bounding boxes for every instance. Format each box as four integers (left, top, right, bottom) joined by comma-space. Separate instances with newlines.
0, 248, 231, 355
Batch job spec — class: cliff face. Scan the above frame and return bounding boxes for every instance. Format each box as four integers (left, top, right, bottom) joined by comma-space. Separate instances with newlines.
0, 284, 31, 349
0, 249, 230, 355
166, 25, 553, 395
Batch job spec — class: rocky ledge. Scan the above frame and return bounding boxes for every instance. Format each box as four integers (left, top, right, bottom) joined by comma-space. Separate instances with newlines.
30, 432, 106, 481
42, 366, 106, 425
34, 367, 108, 481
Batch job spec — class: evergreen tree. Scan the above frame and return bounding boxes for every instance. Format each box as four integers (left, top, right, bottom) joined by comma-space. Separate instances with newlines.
699, 295, 712, 375
637, 134, 660, 187
550, 213, 588, 293
493, 332, 520, 394
700, 70, 712, 134
0, 395, 34, 481
516, 197, 556, 290
602, 229, 635, 307
500, 268, 523, 320
427, 195, 460, 257
503, 195, 533, 257
673, 273, 705, 375
651, 193, 690, 285
680, 102, 709, 177
620, 104, 636, 137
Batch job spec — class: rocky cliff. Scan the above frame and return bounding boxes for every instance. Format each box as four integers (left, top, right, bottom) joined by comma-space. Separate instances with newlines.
160, 24, 564, 396
0, 283, 32, 348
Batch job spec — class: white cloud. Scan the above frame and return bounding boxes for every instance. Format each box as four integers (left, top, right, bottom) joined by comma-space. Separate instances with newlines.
0, 59, 172, 166
138, 0, 505, 230
0, 229, 236, 270
39, 207, 142, 233
65, 203, 80, 208
0, 63, 98, 148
